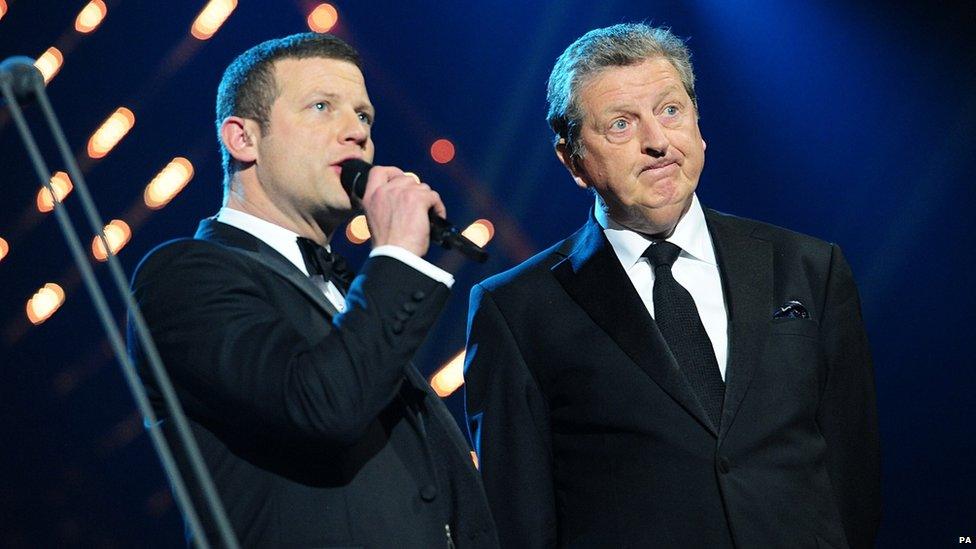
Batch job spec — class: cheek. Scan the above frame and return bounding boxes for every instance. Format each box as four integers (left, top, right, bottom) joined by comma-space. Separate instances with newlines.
582, 147, 616, 176
671, 135, 703, 164
677, 126, 705, 155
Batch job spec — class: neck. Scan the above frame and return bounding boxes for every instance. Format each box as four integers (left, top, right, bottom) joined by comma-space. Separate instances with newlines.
597, 196, 692, 239
224, 177, 336, 246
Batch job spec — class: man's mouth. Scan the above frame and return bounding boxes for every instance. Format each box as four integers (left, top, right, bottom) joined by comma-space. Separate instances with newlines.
332, 155, 363, 168
331, 156, 364, 174
640, 160, 678, 174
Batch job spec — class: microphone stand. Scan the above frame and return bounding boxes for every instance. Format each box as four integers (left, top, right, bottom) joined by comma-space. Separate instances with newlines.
1, 57, 239, 549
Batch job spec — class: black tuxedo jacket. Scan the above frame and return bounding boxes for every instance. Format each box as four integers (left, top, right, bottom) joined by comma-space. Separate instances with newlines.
464, 208, 880, 548
129, 219, 497, 548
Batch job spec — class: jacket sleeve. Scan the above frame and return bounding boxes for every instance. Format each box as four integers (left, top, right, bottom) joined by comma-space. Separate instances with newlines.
463, 283, 558, 548
128, 239, 448, 445
815, 244, 882, 548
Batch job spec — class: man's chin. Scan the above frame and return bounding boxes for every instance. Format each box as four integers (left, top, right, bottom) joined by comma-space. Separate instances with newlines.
613, 201, 691, 238
314, 201, 357, 227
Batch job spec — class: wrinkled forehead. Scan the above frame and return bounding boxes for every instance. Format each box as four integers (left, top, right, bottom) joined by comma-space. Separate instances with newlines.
575, 57, 685, 110
271, 56, 370, 102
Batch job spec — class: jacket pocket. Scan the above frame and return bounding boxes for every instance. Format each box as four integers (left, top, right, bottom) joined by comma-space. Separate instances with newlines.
769, 317, 819, 339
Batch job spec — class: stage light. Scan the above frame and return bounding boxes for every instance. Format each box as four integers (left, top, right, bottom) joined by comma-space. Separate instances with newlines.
75, 0, 107, 33
430, 138, 455, 164
26, 283, 65, 325
0, 237, 8, 263
345, 214, 370, 244
0, 1, 8, 21
34, 47, 63, 84
144, 157, 193, 209
92, 219, 131, 261
191, 0, 237, 40
307, 3, 338, 33
87, 107, 135, 159
37, 171, 74, 213
430, 349, 465, 397
461, 219, 495, 248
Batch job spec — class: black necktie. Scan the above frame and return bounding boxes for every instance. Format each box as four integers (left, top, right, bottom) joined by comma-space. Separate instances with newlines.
643, 241, 725, 429
296, 237, 353, 292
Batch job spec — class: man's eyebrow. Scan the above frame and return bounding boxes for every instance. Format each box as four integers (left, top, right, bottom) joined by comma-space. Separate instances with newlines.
300, 90, 340, 102
299, 90, 374, 115
597, 86, 686, 116
599, 101, 638, 116
653, 85, 685, 103
356, 101, 375, 116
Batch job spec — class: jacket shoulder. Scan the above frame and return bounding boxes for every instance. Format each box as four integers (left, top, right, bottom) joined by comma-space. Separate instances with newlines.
707, 208, 835, 252
131, 237, 249, 287
477, 236, 570, 295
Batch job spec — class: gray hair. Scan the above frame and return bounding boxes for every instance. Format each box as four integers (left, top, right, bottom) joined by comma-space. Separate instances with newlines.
546, 23, 697, 158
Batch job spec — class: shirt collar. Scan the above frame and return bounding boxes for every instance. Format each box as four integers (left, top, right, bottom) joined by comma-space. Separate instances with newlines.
595, 193, 717, 270
216, 207, 330, 276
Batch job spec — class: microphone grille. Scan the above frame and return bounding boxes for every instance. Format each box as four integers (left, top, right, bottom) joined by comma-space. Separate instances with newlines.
339, 158, 372, 199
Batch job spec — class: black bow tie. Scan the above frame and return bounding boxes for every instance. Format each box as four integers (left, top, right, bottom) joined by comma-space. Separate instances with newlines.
296, 237, 353, 291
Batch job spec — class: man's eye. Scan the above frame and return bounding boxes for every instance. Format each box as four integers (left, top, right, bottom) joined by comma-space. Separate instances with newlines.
313, 102, 328, 111
610, 119, 629, 131
663, 105, 679, 116
358, 112, 373, 125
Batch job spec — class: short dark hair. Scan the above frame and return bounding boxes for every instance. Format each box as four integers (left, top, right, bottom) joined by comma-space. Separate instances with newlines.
215, 33, 362, 182
546, 23, 697, 159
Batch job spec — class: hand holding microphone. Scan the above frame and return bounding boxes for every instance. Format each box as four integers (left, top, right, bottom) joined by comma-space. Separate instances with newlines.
341, 159, 488, 262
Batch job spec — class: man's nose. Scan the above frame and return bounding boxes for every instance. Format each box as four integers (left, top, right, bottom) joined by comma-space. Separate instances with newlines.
338, 110, 368, 146
641, 118, 669, 158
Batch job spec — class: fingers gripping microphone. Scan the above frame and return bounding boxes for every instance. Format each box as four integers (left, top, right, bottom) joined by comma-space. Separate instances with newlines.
340, 159, 489, 263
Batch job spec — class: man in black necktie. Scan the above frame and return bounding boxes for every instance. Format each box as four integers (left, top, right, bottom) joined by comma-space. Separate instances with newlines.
127, 33, 497, 548
463, 23, 880, 548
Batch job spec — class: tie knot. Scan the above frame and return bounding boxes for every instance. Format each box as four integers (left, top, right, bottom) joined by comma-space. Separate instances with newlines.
642, 240, 682, 268
296, 237, 351, 288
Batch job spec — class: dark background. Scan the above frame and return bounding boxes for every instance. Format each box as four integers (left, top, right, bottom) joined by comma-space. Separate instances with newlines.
2, 1, 973, 546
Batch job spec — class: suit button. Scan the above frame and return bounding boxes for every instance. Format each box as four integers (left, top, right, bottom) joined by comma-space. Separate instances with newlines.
412, 290, 426, 301
395, 310, 410, 321
718, 457, 731, 474
419, 484, 438, 501
402, 302, 418, 313
392, 321, 404, 334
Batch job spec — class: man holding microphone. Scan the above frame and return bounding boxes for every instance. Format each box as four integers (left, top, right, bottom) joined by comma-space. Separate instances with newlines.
128, 32, 497, 548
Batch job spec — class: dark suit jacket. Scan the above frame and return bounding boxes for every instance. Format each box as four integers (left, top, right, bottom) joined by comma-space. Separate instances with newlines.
129, 218, 497, 548
464, 208, 880, 548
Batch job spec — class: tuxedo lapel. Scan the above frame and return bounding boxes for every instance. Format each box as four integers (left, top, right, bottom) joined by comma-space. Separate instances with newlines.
705, 210, 772, 440
552, 216, 718, 436
195, 218, 341, 318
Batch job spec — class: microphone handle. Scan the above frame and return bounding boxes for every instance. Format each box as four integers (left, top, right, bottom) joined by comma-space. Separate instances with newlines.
429, 213, 489, 263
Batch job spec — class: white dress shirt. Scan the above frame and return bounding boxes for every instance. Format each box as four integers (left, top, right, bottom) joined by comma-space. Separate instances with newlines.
595, 194, 729, 379
216, 207, 454, 313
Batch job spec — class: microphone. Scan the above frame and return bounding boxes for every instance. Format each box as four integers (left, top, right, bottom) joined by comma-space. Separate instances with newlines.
340, 158, 489, 263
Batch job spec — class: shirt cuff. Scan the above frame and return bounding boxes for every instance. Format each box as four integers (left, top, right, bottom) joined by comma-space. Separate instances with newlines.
369, 245, 454, 288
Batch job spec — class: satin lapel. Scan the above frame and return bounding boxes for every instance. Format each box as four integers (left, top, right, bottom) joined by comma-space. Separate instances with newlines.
552, 217, 718, 436
195, 218, 340, 318
705, 210, 772, 441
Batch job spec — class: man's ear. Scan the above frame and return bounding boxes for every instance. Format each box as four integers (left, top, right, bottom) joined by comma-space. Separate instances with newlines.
555, 139, 589, 190
220, 116, 259, 165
